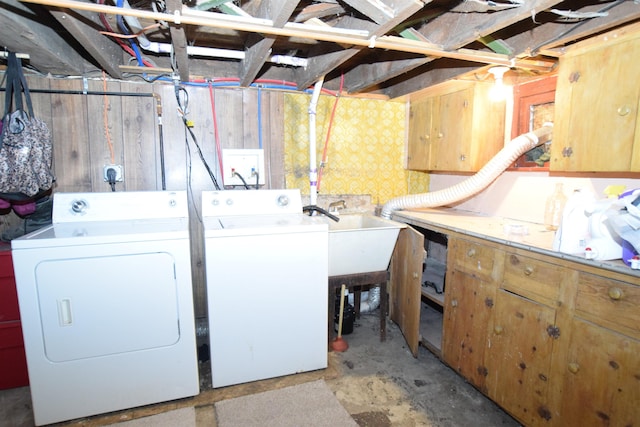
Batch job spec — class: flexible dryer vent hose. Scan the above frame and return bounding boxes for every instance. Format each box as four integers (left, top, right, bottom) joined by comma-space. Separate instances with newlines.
381, 124, 553, 219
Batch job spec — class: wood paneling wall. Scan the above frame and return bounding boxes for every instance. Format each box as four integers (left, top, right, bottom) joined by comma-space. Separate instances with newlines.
1, 75, 286, 318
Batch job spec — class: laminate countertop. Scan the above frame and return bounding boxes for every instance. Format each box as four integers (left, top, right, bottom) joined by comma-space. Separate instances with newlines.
391, 207, 640, 280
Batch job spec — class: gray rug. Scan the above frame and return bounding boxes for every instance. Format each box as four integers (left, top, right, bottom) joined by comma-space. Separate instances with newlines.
215, 380, 358, 427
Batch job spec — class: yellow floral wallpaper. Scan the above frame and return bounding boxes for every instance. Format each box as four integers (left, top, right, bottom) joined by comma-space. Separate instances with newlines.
284, 93, 428, 204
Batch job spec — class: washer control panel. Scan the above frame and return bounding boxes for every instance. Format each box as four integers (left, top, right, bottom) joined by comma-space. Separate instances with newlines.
202, 189, 303, 217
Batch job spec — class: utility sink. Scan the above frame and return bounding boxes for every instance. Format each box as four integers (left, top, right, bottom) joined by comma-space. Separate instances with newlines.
325, 214, 406, 276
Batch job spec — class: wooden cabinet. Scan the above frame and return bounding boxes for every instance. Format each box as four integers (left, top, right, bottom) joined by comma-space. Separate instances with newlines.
442, 238, 502, 392
430, 234, 639, 426
556, 273, 640, 426
406, 81, 506, 172
486, 290, 557, 424
551, 28, 640, 172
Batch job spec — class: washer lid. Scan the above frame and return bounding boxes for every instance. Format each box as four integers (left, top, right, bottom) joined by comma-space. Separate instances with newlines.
204, 214, 327, 237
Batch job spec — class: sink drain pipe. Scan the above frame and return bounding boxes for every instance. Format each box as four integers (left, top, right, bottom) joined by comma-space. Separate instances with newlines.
308, 77, 325, 207
381, 124, 553, 219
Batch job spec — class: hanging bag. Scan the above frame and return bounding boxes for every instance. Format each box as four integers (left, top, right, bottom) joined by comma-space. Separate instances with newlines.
0, 52, 54, 199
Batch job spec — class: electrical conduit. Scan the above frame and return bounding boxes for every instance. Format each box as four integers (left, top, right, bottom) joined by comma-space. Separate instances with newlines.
381, 124, 553, 219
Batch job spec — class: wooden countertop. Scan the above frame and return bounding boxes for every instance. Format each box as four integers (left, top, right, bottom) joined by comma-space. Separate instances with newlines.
392, 207, 640, 280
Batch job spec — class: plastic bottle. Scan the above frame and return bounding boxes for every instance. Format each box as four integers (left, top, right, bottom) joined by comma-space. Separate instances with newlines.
553, 188, 594, 254
544, 183, 567, 231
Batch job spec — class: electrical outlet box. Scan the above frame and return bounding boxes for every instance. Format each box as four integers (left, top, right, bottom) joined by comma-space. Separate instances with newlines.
103, 165, 124, 182
222, 149, 265, 186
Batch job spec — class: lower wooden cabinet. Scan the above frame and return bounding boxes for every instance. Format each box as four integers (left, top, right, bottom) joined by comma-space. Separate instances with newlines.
485, 290, 557, 425
389, 226, 639, 426
439, 235, 637, 426
442, 270, 495, 392
558, 317, 640, 426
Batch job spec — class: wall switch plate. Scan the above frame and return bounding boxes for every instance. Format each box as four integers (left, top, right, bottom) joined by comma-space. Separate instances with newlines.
103, 165, 124, 182
222, 149, 265, 186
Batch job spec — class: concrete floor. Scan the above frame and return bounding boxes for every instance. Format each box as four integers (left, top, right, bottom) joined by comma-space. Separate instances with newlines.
0, 311, 520, 427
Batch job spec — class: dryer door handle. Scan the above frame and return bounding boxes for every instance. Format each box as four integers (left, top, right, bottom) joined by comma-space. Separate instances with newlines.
57, 298, 73, 326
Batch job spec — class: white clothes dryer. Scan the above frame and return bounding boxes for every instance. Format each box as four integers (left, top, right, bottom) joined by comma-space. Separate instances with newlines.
11, 191, 199, 426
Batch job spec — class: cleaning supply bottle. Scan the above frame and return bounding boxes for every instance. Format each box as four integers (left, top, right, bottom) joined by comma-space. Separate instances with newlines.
553, 188, 594, 255
544, 183, 567, 231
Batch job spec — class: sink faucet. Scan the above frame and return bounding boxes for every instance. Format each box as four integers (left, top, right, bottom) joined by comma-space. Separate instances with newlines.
328, 200, 346, 214
302, 205, 340, 222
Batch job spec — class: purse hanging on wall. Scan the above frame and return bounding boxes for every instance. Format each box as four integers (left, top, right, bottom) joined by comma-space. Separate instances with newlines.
0, 52, 55, 199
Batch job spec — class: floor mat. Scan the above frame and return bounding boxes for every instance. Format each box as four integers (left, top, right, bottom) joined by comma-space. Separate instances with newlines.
215, 379, 357, 427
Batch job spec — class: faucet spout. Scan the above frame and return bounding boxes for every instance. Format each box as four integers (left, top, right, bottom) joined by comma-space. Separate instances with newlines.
328, 200, 346, 213
302, 205, 340, 222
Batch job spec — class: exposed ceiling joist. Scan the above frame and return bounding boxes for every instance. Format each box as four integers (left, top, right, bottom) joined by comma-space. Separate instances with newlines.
2, 0, 638, 98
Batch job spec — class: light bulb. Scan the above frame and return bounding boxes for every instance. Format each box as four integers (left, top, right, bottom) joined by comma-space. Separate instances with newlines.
488, 66, 510, 102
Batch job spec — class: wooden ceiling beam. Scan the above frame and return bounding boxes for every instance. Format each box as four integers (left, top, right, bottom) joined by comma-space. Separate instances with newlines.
0, 0, 90, 75
239, 0, 300, 87
167, 0, 189, 82
49, 7, 124, 79
21, 0, 555, 85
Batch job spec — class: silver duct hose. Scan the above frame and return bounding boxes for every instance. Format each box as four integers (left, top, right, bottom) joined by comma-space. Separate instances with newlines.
381, 124, 554, 219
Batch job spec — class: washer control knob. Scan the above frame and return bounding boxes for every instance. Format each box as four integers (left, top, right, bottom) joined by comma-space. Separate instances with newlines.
226, 198, 234, 206
277, 194, 290, 206
71, 199, 88, 214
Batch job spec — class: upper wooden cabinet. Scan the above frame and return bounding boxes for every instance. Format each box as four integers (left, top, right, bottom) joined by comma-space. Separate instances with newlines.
407, 81, 506, 172
551, 28, 640, 172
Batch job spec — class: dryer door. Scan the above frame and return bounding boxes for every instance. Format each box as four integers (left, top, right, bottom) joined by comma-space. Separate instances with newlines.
35, 252, 180, 362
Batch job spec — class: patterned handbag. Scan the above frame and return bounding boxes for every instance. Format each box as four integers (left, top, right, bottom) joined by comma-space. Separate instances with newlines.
0, 52, 54, 199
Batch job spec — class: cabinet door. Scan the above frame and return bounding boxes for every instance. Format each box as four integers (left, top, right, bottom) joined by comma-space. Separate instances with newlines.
430, 88, 473, 171
442, 269, 495, 392
486, 290, 557, 426
559, 317, 640, 426
389, 226, 425, 357
406, 98, 433, 170
552, 37, 640, 172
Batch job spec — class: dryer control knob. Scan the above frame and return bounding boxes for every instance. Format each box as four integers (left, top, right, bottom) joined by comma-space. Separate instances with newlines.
277, 194, 290, 206
71, 199, 88, 214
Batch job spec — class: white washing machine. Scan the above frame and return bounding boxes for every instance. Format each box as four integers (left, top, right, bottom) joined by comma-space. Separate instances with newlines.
202, 189, 328, 388
11, 191, 199, 426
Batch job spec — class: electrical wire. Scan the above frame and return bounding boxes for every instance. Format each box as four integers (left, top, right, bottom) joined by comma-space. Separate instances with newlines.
174, 84, 221, 191
96, 0, 154, 68
116, 0, 144, 67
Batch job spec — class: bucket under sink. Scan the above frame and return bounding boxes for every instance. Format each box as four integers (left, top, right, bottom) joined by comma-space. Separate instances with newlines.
325, 214, 406, 276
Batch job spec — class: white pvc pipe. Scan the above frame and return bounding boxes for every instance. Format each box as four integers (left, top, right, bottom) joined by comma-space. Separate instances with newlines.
142, 42, 308, 67
308, 77, 324, 207
381, 124, 553, 219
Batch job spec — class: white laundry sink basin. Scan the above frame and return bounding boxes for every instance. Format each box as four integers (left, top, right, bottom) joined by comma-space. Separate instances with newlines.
325, 214, 406, 276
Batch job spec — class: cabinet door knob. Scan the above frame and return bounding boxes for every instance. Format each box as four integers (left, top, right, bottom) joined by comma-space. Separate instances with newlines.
467, 248, 476, 258
524, 266, 534, 276
608, 287, 623, 300
617, 106, 631, 116
451, 299, 458, 307
438, 132, 444, 139
568, 362, 580, 374
413, 272, 419, 279
494, 325, 503, 335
